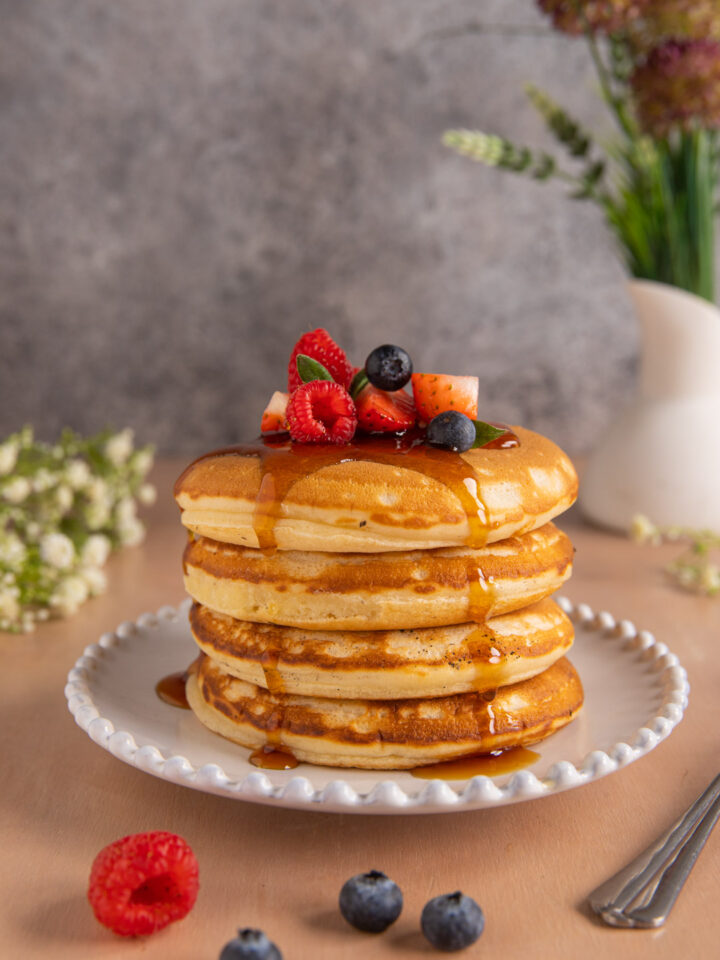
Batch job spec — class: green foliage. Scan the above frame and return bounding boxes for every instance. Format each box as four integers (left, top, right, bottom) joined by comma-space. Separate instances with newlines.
296, 354, 334, 384
631, 515, 720, 595
443, 22, 720, 302
472, 421, 506, 448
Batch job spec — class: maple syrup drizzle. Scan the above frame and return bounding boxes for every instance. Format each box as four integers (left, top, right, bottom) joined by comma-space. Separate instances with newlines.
467, 571, 495, 623
176, 428, 519, 554
249, 745, 299, 770
411, 746, 539, 781
155, 670, 191, 709
261, 645, 286, 696
177, 427, 521, 767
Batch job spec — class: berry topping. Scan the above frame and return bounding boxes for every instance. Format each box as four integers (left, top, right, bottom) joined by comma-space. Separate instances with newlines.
286, 381, 357, 444
339, 870, 403, 933
87, 831, 199, 937
426, 411, 476, 452
219, 928, 283, 960
365, 344, 413, 391
411, 373, 479, 424
353, 373, 416, 434
260, 391, 289, 434
420, 891, 485, 952
287, 329, 353, 393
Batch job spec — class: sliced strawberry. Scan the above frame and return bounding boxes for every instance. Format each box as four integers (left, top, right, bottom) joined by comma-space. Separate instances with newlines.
261, 391, 289, 434
411, 373, 479, 424
355, 383, 416, 433
287, 329, 353, 392
286, 381, 357, 444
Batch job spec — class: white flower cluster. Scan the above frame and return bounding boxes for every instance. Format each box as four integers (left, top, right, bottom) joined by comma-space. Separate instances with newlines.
631, 513, 720, 597
0, 427, 155, 633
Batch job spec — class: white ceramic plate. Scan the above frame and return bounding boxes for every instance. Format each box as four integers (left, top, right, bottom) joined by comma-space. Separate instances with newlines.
65, 598, 688, 815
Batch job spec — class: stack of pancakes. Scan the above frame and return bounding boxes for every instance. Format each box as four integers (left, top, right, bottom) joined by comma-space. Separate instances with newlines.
174, 426, 582, 770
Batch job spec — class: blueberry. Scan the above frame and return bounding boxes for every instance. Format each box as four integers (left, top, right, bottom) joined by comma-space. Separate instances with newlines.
219, 928, 283, 960
421, 891, 484, 952
365, 345, 413, 391
339, 869, 403, 933
425, 411, 476, 452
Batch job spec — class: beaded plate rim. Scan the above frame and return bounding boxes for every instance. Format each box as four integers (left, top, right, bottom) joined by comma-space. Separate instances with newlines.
65, 597, 689, 814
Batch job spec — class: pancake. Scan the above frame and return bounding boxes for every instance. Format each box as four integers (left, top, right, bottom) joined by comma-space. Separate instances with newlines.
174, 427, 578, 553
189, 598, 573, 699
186, 654, 584, 769
182, 523, 573, 630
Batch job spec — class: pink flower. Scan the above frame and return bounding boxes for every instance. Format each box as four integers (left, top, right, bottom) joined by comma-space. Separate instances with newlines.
631, 39, 720, 137
640, 1, 720, 43
537, 0, 649, 35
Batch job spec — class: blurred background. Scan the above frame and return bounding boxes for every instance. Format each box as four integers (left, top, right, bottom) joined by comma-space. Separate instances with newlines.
1, 0, 639, 456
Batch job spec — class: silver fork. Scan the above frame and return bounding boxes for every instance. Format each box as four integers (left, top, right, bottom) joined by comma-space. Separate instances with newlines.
588, 772, 720, 928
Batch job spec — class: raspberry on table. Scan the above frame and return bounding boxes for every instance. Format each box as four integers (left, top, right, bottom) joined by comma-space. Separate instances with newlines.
286, 380, 357, 444
87, 830, 199, 937
287, 328, 353, 392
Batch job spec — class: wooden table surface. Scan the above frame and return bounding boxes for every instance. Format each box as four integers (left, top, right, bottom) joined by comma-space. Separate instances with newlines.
2, 459, 719, 959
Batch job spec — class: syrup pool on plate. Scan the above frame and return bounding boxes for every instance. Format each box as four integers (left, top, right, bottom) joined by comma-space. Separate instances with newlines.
411, 747, 539, 781
155, 670, 191, 709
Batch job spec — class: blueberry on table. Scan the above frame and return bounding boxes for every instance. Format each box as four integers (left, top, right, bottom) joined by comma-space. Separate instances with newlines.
421, 891, 485, 951
426, 411, 476, 452
365, 345, 413, 391
219, 928, 283, 960
339, 869, 404, 932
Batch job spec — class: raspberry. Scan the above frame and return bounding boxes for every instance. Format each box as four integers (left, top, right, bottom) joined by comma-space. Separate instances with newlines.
287, 329, 353, 392
88, 831, 199, 937
286, 381, 357, 444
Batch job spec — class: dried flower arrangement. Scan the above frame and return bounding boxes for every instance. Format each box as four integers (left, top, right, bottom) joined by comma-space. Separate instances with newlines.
444, 0, 720, 301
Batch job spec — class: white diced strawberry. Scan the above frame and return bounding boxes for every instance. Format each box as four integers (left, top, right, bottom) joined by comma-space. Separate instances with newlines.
261, 391, 290, 433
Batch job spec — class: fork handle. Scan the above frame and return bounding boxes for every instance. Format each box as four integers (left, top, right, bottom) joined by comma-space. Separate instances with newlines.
588, 772, 720, 927
622, 790, 720, 928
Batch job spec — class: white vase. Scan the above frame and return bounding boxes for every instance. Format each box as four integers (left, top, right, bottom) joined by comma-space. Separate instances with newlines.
580, 279, 720, 532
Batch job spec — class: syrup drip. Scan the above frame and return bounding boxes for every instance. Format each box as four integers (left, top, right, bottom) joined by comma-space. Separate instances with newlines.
467, 572, 495, 623
261, 646, 286, 696
176, 428, 519, 554
484, 427, 520, 451
155, 670, 191, 709
411, 746, 539, 781
249, 745, 299, 770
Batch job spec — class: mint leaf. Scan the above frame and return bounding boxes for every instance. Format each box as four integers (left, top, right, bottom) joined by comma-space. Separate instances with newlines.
296, 354, 334, 384
473, 420, 506, 448
350, 369, 369, 399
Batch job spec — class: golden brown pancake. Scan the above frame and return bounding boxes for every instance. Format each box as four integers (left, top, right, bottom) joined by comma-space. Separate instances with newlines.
174, 427, 578, 553
182, 523, 573, 629
189, 598, 574, 699
186, 654, 584, 769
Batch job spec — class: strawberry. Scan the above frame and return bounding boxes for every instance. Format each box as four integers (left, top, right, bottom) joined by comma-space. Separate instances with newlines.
287, 329, 353, 393
286, 380, 357, 444
355, 381, 416, 433
411, 373, 479, 424
260, 391, 289, 434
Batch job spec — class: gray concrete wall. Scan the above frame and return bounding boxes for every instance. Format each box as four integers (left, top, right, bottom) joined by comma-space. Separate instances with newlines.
1, 0, 641, 455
